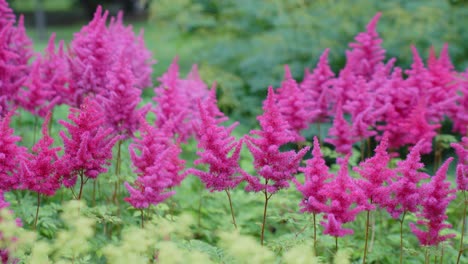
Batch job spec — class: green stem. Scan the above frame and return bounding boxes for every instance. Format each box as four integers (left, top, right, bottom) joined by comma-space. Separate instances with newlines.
140, 209, 144, 228
399, 211, 407, 264
77, 171, 85, 200
363, 209, 371, 264
260, 188, 271, 246
457, 191, 467, 264
225, 189, 237, 229
34, 192, 41, 230
313, 213, 317, 254
112, 140, 122, 203
335, 237, 338, 252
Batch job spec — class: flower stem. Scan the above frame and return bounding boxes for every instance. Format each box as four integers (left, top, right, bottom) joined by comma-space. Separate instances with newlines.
335, 237, 338, 252
225, 189, 237, 229
77, 171, 85, 200
313, 213, 317, 254
261, 189, 271, 246
140, 209, 144, 228
399, 211, 407, 264
457, 191, 467, 264
112, 140, 122, 203
363, 209, 371, 264
34, 192, 41, 230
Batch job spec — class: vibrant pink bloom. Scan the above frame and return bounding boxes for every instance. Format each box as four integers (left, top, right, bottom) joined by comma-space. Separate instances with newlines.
321, 213, 353, 238
295, 137, 333, 214
241, 87, 309, 193
325, 101, 355, 155
98, 55, 150, 139
126, 119, 185, 209
18, 57, 60, 117
276, 65, 309, 142
300, 49, 334, 122
344, 12, 385, 79
153, 58, 211, 142
387, 141, 430, 218
0, 0, 15, 27
108, 11, 155, 89
451, 137, 468, 191
20, 112, 61, 196
320, 156, 367, 237
0, 10, 33, 115
452, 69, 468, 135
58, 97, 120, 187
0, 111, 28, 190
399, 102, 440, 154
68, 6, 111, 107
354, 134, 396, 207
189, 99, 243, 192
409, 158, 456, 246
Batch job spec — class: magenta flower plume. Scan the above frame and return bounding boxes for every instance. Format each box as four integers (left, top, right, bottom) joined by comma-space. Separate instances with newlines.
58, 97, 120, 187
242, 87, 309, 193
126, 119, 185, 209
276, 65, 309, 142
153, 57, 192, 142
20, 112, 61, 196
36, 34, 70, 106
98, 55, 150, 139
325, 101, 355, 155
400, 101, 440, 154
409, 158, 456, 246
387, 141, 430, 219
345, 12, 385, 79
108, 11, 155, 89
0, 111, 28, 191
354, 134, 395, 207
0, 0, 15, 27
295, 137, 333, 214
320, 156, 367, 237
68, 6, 111, 107
0, 8, 33, 115
451, 137, 468, 191
18, 57, 60, 118
300, 48, 334, 122
189, 100, 243, 192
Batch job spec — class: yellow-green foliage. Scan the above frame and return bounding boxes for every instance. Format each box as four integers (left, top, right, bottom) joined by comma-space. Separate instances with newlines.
282, 242, 321, 264
103, 227, 155, 264
333, 248, 351, 264
218, 231, 276, 264
0, 209, 36, 261
158, 241, 214, 264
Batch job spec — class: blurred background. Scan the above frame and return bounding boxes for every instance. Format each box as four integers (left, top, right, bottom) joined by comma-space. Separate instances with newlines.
9, 0, 468, 125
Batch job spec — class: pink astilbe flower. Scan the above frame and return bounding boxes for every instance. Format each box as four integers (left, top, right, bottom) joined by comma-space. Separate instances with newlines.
125, 119, 185, 209
36, 34, 70, 106
409, 158, 456, 246
354, 134, 396, 207
242, 87, 309, 193
189, 100, 243, 192
98, 55, 150, 139
295, 137, 333, 214
320, 157, 367, 237
0, 9, 33, 115
68, 6, 111, 107
325, 101, 355, 155
451, 137, 468, 191
0, 0, 15, 27
400, 102, 440, 154
452, 69, 468, 135
20, 113, 61, 196
276, 65, 309, 142
0, 111, 28, 191
108, 11, 155, 89
58, 98, 120, 187
300, 48, 334, 122
345, 12, 385, 79
153, 58, 192, 141
387, 141, 430, 219
18, 57, 60, 117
